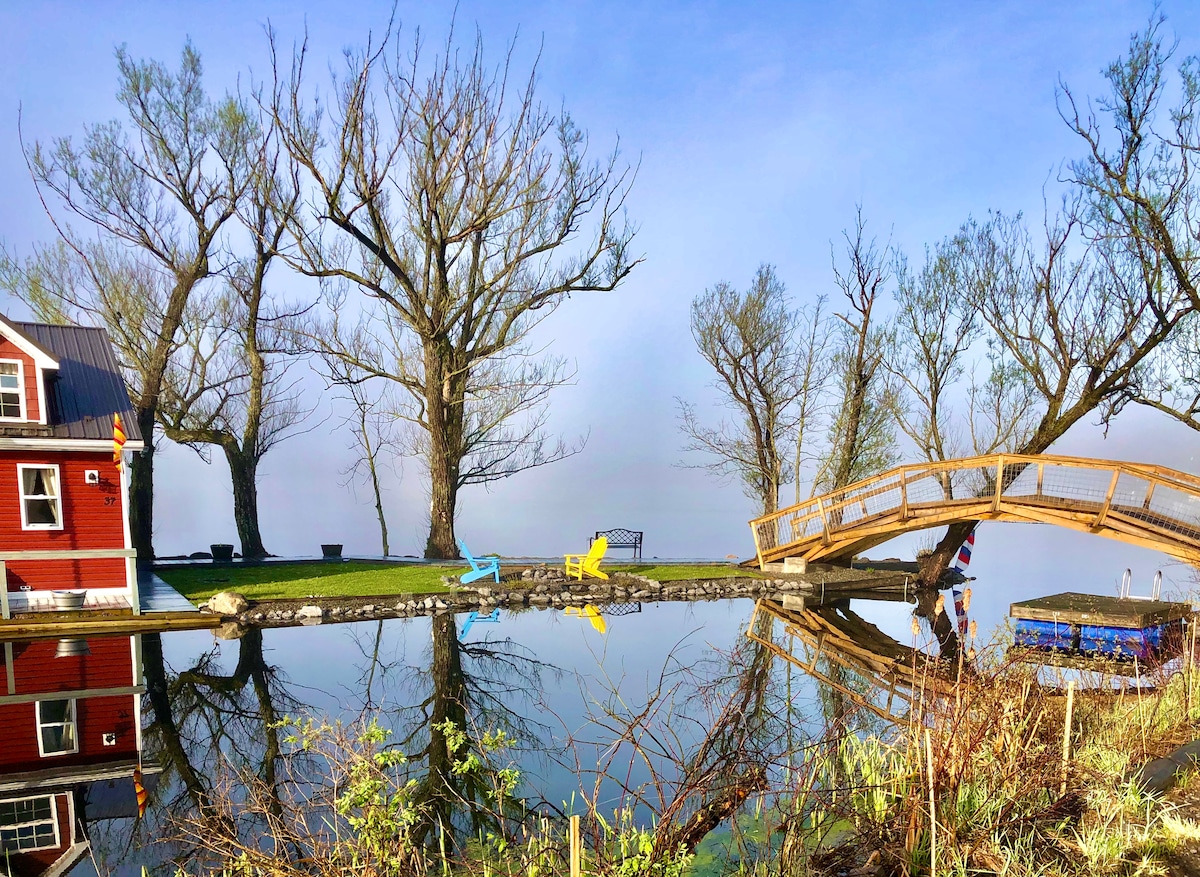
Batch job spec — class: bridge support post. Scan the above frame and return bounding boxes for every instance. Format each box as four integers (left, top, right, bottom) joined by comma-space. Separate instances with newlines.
1094, 469, 1121, 528
993, 456, 1005, 512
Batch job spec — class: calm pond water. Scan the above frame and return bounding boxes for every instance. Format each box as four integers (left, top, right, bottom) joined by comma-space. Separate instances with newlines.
0, 559, 1184, 876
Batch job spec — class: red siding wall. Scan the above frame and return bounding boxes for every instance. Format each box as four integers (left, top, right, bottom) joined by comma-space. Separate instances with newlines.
0, 695, 138, 772
0, 450, 128, 591
0, 338, 40, 423
8, 637, 134, 693
0, 639, 139, 773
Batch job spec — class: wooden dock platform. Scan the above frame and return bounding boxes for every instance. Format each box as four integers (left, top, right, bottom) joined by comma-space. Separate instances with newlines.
0, 610, 219, 641
1010, 592, 1193, 629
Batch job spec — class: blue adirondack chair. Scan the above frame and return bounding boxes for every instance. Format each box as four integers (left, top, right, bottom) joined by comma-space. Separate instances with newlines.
459, 608, 501, 640
458, 539, 500, 584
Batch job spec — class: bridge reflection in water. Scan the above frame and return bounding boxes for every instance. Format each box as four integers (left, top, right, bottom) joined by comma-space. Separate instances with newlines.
747, 597, 958, 725
750, 453, 1200, 567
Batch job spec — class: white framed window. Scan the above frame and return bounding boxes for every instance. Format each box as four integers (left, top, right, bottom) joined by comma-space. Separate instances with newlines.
0, 795, 59, 852
18, 464, 61, 531
0, 360, 24, 421
35, 699, 77, 757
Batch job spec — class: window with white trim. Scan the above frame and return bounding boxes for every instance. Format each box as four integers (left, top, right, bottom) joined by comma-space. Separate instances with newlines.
0, 796, 58, 852
18, 465, 61, 530
36, 699, 77, 757
0, 361, 23, 421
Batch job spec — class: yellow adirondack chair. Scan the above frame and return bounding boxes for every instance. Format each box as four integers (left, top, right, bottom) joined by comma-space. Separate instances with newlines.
565, 537, 608, 580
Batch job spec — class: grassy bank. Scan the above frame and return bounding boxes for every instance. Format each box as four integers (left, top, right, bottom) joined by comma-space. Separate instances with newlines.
608, 564, 764, 582
157, 561, 458, 601
767, 647, 1200, 876
157, 560, 758, 602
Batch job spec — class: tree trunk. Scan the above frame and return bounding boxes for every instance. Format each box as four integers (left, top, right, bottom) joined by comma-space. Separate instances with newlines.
369, 451, 389, 556
142, 632, 211, 811
416, 613, 469, 851
129, 405, 156, 562
424, 349, 462, 559
226, 447, 266, 560
761, 484, 778, 517
915, 586, 960, 662
920, 520, 974, 586
359, 415, 389, 556
426, 442, 459, 559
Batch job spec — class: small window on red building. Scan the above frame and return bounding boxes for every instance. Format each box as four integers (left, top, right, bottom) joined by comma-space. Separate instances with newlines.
18, 465, 61, 530
0, 796, 58, 851
36, 699, 77, 757
0, 361, 23, 420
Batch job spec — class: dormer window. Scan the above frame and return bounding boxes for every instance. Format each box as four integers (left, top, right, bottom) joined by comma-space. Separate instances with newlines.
0, 361, 24, 421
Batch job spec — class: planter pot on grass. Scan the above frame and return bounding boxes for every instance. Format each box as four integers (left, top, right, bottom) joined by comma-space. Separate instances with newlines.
321, 544, 343, 559
211, 544, 235, 563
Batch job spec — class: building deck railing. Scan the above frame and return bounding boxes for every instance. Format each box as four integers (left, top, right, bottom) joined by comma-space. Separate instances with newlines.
0, 548, 139, 619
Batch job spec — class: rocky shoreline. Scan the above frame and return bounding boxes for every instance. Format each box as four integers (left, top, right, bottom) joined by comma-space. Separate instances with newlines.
201, 565, 911, 636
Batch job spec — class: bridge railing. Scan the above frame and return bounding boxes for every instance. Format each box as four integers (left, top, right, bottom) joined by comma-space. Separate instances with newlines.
751, 453, 1200, 565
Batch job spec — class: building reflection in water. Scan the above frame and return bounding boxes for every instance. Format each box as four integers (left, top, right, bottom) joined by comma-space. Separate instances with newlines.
0, 632, 151, 877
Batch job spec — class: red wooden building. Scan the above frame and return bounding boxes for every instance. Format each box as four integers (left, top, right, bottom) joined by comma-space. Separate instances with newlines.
0, 316, 144, 618
0, 633, 146, 877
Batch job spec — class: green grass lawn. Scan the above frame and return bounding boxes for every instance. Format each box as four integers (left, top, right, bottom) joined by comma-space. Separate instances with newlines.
606, 564, 764, 582
157, 561, 460, 602
157, 560, 762, 602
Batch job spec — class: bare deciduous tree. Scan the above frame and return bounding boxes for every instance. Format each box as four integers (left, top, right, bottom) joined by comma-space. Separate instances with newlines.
821, 211, 898, 493
324, 360, 401, 557
918, 208, 1190, 582
156, 133, 309, 559
8, 43, 255, 559
1061, 15, 1200, 314
269, 25, 637, 558
679, 265, 832, 516
886, 240, 1039, 504
1060, 15, 1200, 445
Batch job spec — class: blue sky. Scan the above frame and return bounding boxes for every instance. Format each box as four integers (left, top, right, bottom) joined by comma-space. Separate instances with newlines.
2, 1, 1198, 612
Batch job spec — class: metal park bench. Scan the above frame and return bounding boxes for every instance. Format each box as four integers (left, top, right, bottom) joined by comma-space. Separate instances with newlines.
591, 528, 643, 559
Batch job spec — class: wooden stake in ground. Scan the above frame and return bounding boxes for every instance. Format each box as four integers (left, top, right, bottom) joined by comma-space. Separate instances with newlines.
570, 815, 582, 877
1060, 680, 1076, 795
925, 727, 936, 877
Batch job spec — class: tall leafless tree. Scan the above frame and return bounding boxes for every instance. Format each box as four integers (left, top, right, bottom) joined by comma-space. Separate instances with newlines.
8, 43, 255, 559
821, 210, 898, 493
156, 131, 309, 559
886, 240, 1039, 510
679, 265, 833, 516
1060, 15, 1200, 443
324, 360, 401, 557
269, 25, 638, 558
1061, 15, 1200, 314
917, 208, 1191, 582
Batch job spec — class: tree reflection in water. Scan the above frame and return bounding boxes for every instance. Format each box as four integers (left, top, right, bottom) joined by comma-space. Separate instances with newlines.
78, 597, 948, 874
128, 614, 558, 872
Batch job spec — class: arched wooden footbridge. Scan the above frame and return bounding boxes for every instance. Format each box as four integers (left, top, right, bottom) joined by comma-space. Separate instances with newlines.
750, 453, 1200, 568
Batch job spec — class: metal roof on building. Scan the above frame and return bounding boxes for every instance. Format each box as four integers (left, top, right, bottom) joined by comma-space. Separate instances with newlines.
13, 322, 143, 442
